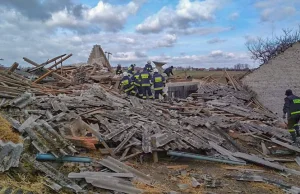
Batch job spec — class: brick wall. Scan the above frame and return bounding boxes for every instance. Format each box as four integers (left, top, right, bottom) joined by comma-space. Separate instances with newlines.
242, 42, 300, 116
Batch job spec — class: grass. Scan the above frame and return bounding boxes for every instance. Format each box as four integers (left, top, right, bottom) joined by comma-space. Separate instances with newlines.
0, 113, 21, 143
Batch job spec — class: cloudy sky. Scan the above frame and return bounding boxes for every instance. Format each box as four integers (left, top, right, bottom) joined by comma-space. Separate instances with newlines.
0, 0, 299, 68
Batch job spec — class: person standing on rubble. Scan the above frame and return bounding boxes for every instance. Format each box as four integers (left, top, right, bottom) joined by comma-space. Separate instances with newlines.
121, 72, 136, 96
283, 89, 300, 142
144, 60, 153, 73
127, 64, 136, 77
140, 67, 153, 99
164, 66, 174, 77
152, 68, 167, 99
116, 64, 123, 75
132, 69, 143, 98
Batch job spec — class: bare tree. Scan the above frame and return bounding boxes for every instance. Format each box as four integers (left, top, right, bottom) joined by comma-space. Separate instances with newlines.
246, 26, 300, 64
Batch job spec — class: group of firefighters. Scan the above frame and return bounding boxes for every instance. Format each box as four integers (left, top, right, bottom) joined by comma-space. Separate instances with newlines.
117, 62, 300, 142
116, 61, 174, 100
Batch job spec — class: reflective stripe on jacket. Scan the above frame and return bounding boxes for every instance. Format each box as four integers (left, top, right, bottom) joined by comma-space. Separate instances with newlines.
127, 66, 135, 75
132, 72, 141, 86
139, 70, 152, 86
151, 72, 165, 90
144, 64, 153, 72
116, 68, 123, 75
121, 76, 134, 91
283, 95, 300, 116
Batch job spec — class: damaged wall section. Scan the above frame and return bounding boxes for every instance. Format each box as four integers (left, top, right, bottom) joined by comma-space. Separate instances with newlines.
242, 42, 300, 116
167, 82, 199, 99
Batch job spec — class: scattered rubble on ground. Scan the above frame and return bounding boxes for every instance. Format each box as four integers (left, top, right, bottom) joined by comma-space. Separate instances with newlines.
0, 46, 300, 193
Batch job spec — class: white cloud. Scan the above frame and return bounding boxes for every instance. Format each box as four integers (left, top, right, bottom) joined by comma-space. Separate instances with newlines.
83, 1, 142, 31
207, 37, 227, 44
136, 0, 228, 34
43, 0, 145, 32
229, 12, 239, 20
255, 0, 299, 22
169, 27, 233, 35
46, 8, 88, 28
156, 34, 177, 47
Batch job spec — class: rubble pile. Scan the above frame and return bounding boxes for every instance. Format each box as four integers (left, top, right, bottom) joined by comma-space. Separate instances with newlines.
0, 48, 300, 193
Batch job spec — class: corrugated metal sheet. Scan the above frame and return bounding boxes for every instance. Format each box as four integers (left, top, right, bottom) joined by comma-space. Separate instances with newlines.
0, 140, 23, 172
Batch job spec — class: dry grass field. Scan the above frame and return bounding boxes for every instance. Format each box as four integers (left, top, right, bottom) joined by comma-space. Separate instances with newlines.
173, 70, 249, 83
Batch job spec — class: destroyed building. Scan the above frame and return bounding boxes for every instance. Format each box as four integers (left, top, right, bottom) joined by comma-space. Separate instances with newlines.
242, 42, 300, 116
1, 44, 300, 193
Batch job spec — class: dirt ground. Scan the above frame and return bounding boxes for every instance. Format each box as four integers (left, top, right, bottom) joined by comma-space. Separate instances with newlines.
130, 155, 300, 194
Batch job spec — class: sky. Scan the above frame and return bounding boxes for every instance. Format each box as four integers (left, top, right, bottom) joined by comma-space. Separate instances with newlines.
0, 0, 299, 68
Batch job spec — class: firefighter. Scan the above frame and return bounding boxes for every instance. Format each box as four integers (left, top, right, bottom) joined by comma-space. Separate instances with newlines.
164, 66, 174, 77
283, 89, 300, 142
127, 64, 136, 77
152, 68, 167, 99
116, 64, 123, 75
139, 68, 153, 99
132, 70, 143, 98
144, 60, 153, 73
121, 72, 136, 96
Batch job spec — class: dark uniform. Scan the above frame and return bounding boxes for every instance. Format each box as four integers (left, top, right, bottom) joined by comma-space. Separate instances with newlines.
152, 72, 166, 99
139, 69, 153, 99
164, 66, 174, 77
127, 64, 135, 76
132, 71, 143, 98
144, 63, 153, 73
116, 66, 123, 75
121, 75, 136, 96
283, 89, 300, 141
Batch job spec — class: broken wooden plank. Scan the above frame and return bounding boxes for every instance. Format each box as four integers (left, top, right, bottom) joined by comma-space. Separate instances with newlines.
167, 165, 189, 170
233, 152, 285, 171
34, 54, 72, 83
68, 172, 134, 179
261, 141, 270, 155
208, 141, 246, 163
120, 151, 143, 162
8, 62, 19, 75
113, 129, 137, 154
105, 124, 133, 140
271, 138, 300, 153
224, 167, 265, 172
18, 115, 40, 133
295, 157, 300, 166
120, 147, 131, 160
233, 152, 300, 176
80, 119, 114, 156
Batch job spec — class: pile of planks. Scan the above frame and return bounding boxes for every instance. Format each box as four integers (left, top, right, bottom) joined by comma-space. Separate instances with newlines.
1, 81, 291, 162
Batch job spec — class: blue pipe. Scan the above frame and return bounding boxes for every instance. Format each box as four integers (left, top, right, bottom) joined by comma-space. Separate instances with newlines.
36, 154, 92, 163
167, 151, 246, 165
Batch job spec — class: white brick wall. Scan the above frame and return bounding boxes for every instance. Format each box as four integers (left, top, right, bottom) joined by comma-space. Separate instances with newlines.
242, 42, 300, 116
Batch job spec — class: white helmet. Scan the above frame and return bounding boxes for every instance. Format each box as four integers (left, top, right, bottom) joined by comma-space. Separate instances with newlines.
147, 60, 151, 64
153, 68, 158, 73
123, 72, 128, 76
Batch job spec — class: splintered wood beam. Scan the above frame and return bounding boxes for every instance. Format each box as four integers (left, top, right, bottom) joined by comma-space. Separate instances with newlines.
23, 57, 71, 83
34, 54, 72, 83
26, 54, 67, 73
8, 62, 19, 74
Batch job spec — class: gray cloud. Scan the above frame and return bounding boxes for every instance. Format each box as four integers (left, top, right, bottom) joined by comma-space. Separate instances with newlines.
135, 51, 148, 58
0, 0, 145, 33
0, 0, 74, 20
255, 0, 299, 22
156, 34, 177, 47
136, 0, 228, 34
169, 26, 233, 35
0, 1, 255, 69
207, 37, 227, 44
